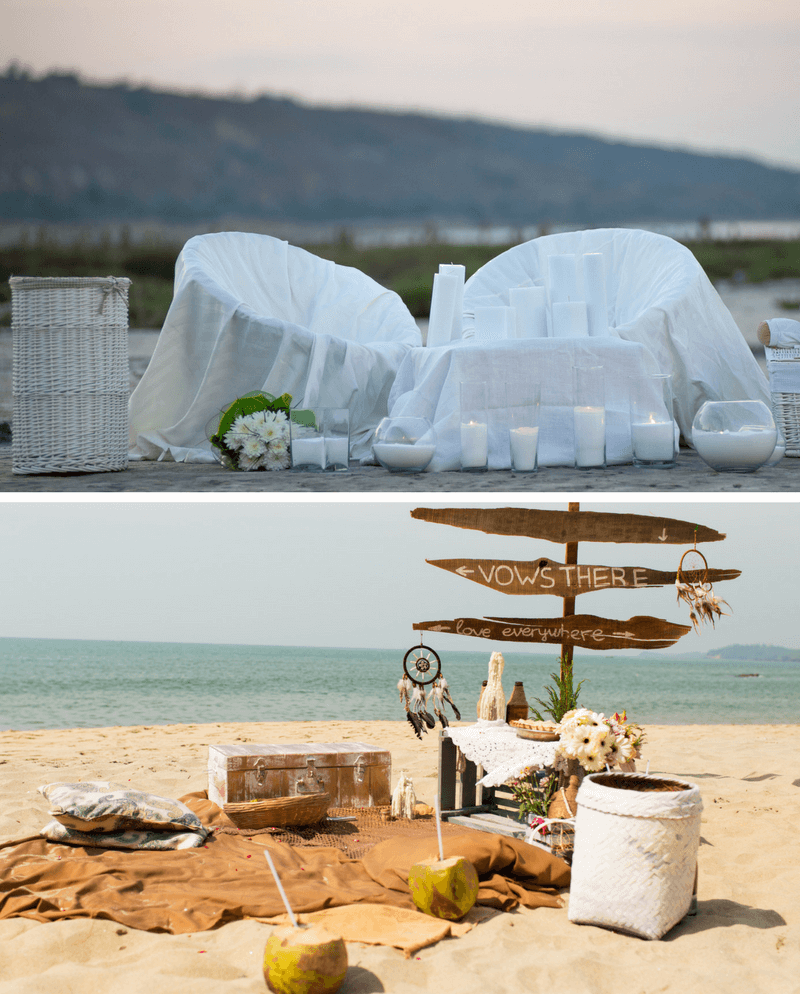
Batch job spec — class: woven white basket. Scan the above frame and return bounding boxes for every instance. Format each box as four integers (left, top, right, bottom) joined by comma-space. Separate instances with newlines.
568, 772, 702, 940
765, 345, 800, 457
11, 276, 130, 474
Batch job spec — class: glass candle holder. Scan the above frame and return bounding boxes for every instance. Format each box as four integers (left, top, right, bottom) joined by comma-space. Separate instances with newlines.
372, 416, 437, 473
573, 365, 605, 469
691, 400, 777, 472
506, 382, 541, 473
324, 408, 350, 471
290, 410, 326, 471
630, 373, 676, 468
460, 380, 489, 472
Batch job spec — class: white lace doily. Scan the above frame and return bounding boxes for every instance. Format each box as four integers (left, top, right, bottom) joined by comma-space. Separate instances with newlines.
445, 721, 560, 788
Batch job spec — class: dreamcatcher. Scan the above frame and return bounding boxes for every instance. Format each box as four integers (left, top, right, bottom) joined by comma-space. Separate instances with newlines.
675, 547, 731, 632
398, 643, 461, 740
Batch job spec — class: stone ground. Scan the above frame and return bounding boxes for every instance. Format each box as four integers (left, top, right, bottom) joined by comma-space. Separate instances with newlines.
2, 279, 797, 494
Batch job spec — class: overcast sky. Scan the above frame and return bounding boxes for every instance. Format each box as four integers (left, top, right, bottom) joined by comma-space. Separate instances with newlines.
0, 498, 794, 657
4, 0, 800, 170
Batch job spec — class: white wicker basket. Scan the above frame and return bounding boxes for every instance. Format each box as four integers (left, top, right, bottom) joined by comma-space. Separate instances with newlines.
11, 276, 130, 474
765, 345, 800, 457
568, 772, 702, 940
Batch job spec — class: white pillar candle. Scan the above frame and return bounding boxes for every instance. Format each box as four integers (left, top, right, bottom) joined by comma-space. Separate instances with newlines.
631, 420, 674, 462
509, 426, 539, 471
509, 287, 548, 338
552, 300, 589, 338
325, 436, 349, 468
291, 436, 326, 469
582, 253, 611, 337
461, 420, 488, 468
373, 441, 436, 470
692, 428, 777, 469
547, 254, 579, 303
439, 264, 465, 341
427, 272, 459, 347
574, 406, 605, 467
474, 306, 514, 341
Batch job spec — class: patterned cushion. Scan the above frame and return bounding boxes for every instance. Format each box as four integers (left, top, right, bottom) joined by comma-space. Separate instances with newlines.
41, 819, 207, 851
39, 780, 208, 837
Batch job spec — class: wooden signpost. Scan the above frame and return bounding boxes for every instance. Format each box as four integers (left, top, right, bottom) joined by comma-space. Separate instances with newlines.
412, 503, 740, 676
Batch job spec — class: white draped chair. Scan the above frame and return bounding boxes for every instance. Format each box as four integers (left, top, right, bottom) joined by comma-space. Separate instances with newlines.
128, 232, 421, 462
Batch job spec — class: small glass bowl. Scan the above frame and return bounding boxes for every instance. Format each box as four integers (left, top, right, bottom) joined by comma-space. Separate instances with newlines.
372, 417, 437, 473
691, 400, 777, 473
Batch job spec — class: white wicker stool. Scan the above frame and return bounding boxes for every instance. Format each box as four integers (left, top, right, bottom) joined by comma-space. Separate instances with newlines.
765, 344, 800, 457
11, 276, 130, 474
568, 772, 702, 940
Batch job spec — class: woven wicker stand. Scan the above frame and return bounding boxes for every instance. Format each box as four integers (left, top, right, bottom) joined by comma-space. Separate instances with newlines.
765, 344, 800, 457
10, 276, 130, 474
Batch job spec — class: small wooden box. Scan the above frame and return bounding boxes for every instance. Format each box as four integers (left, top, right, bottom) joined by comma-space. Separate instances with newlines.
208, 742, 391, 808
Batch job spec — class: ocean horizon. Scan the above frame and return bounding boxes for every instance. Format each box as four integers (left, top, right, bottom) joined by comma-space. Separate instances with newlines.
2, 637, 798, 731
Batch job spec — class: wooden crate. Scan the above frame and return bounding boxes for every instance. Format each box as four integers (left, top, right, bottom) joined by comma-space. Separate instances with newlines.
437, 732, 528, 839
208, 742, 390, 808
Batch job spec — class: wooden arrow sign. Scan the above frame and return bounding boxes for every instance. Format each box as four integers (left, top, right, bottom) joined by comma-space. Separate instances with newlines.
411, 507, 725, 545
426, 557, 741, 596
413, 614, 692, 650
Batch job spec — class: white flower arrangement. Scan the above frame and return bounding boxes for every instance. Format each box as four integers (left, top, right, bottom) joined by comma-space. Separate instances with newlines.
221, 410, 290, 471
556, 708, 644, 773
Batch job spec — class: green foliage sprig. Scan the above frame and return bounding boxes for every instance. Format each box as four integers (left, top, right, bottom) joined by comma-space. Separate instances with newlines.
529, 659, 585, 724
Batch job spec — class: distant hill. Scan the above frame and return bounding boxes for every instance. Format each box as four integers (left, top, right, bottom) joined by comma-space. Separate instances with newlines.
641, 644, 800, 662
3, 68, 800, 227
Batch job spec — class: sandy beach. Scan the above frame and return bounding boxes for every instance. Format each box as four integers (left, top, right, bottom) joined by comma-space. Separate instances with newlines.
0, 719, 797, 993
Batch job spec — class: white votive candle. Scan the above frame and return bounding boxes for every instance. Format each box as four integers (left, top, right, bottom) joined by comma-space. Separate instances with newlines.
461, 420, 488, 468
574, 406, 605, 467
510, 426, 539, 471
291, 436, 325, 469
631, 420, 674, 462
552, 301, 589, 338
372, 442, 436, 470
325, 436, 349, 468
692, 428, 777, 469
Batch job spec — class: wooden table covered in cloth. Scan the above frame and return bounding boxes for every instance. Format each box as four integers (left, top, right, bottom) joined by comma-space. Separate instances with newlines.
387, 336, 659, 470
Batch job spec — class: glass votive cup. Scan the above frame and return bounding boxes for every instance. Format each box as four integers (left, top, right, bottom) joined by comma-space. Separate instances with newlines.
573, 365, 605, 469
372, 417, 437, 473
630, 373, 676, 468
460, 380, 489, 472
290, 410, 326, 471
324, 408, 350, 471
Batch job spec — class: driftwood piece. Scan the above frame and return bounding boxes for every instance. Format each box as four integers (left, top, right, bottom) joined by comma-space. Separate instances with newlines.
413, 614, 692, 650
426, 557, 741, 596
411, 507, 725, 545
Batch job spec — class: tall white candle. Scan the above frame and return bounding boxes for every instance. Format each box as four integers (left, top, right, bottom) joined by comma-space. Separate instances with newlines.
582, 253, 610, 337
439, 264, 465, 341
509, 426, 539, 471
427, 272, 459, 348
509, 286, 548, 338
372, 441, 436, 470
548, 254, 579, 303
574, 406, 605, 467
474, 306, 514, 341
461, 420, 488, 468
291, 436, 325, 469
631, 420, 674, 462
552, 301, 589, 338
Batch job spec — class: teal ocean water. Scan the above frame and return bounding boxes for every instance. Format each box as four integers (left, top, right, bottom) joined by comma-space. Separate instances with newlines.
1, 637, 797, 731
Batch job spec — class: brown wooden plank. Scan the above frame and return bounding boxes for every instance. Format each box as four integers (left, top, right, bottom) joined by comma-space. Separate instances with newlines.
411, 507, 724, 545
413, 614, 691, 650
426, 557, 741, 596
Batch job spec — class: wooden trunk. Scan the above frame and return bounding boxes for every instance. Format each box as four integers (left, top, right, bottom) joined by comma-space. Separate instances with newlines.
208, 743, 391, 808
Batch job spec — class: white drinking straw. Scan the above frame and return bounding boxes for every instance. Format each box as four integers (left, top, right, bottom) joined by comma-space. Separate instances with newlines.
264, 849, 300, 928
434, 789, 444, 862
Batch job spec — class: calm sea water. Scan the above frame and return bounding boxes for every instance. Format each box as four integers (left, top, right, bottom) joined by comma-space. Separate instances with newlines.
1, 638, 797, 731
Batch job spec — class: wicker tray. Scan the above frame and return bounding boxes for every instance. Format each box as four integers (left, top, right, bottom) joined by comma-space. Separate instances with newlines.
223, 793, 331, 829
